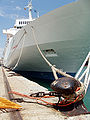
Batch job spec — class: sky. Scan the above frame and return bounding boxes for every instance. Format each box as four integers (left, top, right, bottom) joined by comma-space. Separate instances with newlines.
0, 0, 76, 58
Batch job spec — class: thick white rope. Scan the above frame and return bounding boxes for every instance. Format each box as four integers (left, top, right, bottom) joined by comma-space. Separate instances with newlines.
31, 26, 73, 79
84, 57, 90, 94
12, 30, 26, 70
75, 52, 90, 79
75, 52, 90, 94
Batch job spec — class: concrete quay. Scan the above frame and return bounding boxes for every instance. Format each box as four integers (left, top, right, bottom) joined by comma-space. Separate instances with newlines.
0, 66, 90, 120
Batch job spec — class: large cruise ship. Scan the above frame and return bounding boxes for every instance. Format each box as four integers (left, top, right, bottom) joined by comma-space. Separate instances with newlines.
3, 0, 90, 80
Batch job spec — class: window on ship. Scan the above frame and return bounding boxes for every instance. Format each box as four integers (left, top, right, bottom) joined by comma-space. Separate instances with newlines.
17, 26, 22, 29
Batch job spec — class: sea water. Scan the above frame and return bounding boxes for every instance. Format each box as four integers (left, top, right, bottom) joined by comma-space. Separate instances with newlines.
83, 85, 90, 111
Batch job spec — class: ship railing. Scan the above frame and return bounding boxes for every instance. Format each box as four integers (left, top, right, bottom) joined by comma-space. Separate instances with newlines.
75, 52, 90, 94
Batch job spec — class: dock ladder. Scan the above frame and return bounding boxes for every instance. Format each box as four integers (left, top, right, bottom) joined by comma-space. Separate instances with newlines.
75, 52, 90, 94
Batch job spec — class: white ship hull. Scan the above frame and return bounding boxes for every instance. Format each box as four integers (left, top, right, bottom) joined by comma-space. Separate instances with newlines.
3, 0, 90, 79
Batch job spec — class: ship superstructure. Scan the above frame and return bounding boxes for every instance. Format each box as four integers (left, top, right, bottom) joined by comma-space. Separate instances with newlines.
3, 0, 34, 38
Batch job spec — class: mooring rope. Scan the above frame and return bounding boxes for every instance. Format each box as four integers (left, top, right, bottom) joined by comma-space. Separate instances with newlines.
31, 26, 86, 102
31, 26, 73, 79
12, 29, 26, 70
75, 52, 90, 94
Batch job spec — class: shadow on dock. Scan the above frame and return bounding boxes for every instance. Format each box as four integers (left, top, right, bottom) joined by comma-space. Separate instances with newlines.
54, 100, 90, 116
